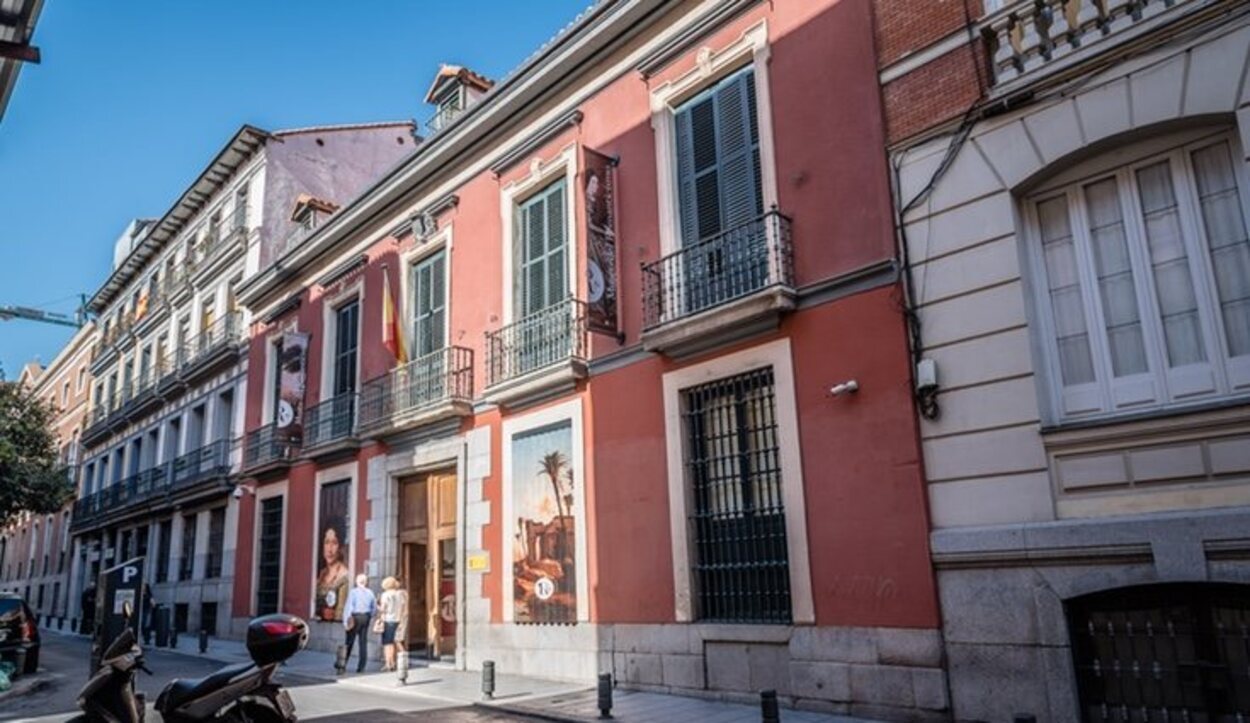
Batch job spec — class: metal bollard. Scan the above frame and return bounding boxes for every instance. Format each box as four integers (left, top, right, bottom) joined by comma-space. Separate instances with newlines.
482, 660, 496, 699
199, 629, 209, 654
760, 689, 780, 723
170, 626, 178, 649
396, 650, 409, 685
597, 672, 613, 718
1014, 716, 1037, 723
334, 645, 348, 675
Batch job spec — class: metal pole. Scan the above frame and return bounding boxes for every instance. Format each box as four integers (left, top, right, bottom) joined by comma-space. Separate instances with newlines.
334, 644, 348, 676
396, 650, 409, 685
482, 660, 496, 699
198, 628, 208, 654
760, 689, 779, 723
597, 672, 613, 718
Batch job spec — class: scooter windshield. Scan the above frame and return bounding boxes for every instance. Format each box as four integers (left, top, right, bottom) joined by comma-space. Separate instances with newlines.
101, 627, 137, 661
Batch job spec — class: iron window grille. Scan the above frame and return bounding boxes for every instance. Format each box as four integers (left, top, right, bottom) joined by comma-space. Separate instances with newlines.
256, 497, 284, 616
206, 507, 225, 579
178, 515, 196, 582
156, 519, 172, 584
681, 367, 791, 624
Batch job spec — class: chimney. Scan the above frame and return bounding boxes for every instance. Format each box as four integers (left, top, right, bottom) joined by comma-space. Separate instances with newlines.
424, 64, 495, 133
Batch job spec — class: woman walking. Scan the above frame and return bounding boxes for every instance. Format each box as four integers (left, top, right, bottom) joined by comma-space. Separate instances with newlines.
379, 576, 409, 671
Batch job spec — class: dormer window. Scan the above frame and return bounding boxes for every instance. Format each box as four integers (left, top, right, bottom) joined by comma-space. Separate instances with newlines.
424, 64, 494, 133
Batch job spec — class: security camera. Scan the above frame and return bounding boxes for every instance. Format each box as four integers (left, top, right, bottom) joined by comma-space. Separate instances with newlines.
232, 486, 244, 500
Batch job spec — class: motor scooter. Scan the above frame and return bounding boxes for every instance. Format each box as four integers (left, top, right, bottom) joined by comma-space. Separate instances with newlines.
68, 601, 149, 723
72, 609, 308, 723
154, 614, 308, 723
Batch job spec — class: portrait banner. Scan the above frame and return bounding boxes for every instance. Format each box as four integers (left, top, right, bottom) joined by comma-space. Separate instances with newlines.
581, 148, 618, 336
314, 479, 351, 622
278, 331, 309, 439
511, 421, 577, 623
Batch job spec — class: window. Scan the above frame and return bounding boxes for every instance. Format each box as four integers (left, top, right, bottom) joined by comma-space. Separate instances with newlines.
61, 382, 69, 407
674, 66, 763, 248
411, 250, 447, 357
256, 496, 284, 615
178, 514, 197, 581
77, 367, 86, 393
681, 367, 790, 623
234, 186, 249, 230
333, 301, 359, 394
206, 507, 225, 578
156, 519, 172, 583
516, 178, 568, 317
1028, 136, 1250, 421
201, 300, 216, 337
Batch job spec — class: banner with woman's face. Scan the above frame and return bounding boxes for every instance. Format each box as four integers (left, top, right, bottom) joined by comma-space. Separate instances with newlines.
315, 479, 351, 622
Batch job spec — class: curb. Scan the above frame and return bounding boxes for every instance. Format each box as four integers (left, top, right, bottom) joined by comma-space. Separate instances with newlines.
0, 671, 60, 704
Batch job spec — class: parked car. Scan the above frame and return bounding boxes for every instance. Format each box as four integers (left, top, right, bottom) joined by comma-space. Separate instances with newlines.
0, 593, 40, 675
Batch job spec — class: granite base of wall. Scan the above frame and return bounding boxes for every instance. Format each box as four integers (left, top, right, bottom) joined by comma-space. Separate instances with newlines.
464, 622, 949, 721
933, 506, 1250, 723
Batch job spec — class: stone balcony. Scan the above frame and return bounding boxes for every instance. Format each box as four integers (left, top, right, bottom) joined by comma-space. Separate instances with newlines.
984, 0, 1214, 95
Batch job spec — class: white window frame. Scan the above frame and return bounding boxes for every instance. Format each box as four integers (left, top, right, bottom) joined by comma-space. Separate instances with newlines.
661, 337, 813, 624
499, 144, 579, 324
1025, 128, 1250, 424
650, 19, 778, 257
399, 224, 453, 361
500, 396, 589, 623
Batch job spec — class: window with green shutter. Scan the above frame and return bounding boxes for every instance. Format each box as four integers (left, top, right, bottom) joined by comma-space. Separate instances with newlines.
515, 178, 568, 318
411, 249, 447, 358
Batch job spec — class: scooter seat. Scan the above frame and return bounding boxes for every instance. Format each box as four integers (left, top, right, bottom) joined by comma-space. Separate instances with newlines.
163, 661, 256, 711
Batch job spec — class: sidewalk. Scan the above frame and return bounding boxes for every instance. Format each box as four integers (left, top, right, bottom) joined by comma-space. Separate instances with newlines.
52, 629, 865, 722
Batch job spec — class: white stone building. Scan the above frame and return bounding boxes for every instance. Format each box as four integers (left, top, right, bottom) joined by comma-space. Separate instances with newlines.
883, 1, 1250, 719
72, 122, 416, 638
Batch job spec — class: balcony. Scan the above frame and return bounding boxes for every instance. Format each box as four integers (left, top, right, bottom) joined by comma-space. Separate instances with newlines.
984, 0, 1210, 94
122, 368, 161, 419
426, 103, 466, 134
194, 225, 248, 284
243, 423, 300, 474
303, 393, 359, 455
641, 210, 795, 356
180, 311, 243, 384
485, 298, 588, 407
70, 442, 234, 533
358, 346, 474, 437
169, 439, 232, 496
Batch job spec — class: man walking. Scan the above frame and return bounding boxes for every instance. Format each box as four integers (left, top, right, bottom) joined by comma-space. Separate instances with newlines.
341, 574, 376, 673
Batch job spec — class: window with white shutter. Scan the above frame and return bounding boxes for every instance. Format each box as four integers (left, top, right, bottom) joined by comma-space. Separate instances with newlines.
1028, 133, 1250, 422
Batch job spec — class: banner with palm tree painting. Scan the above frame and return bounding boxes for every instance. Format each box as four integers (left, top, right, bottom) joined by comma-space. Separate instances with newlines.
512, 421, 576, 623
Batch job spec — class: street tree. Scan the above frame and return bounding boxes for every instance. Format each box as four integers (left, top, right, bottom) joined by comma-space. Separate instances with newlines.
0, 378, 73, 522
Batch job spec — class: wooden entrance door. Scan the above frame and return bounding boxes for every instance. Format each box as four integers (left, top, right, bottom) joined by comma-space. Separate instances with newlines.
397, 469, 457, 658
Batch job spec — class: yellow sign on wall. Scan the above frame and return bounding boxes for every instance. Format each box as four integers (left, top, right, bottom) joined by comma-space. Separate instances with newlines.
466, 551, 490, 573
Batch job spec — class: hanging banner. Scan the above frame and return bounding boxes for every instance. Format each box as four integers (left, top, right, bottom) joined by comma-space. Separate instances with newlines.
278, 331, 309, 440
581, 148, 619, 336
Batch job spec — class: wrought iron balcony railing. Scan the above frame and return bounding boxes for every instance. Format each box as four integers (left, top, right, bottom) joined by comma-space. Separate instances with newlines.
170, 439, 231, 490
243, 423, 300, 470
985, 0, 1201, 90
642, 210, 794, 331
303, 393, 358, 448
486, 298, 588, 388
426, 103, 465, 133
359, 346, 474, 430
183, 311, 243, 369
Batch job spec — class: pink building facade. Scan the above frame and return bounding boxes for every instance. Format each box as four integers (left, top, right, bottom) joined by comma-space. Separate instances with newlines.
233, 1, 944, 718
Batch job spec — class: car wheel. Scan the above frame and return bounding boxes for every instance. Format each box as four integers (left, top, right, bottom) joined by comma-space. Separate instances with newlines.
22, 645, 38, 675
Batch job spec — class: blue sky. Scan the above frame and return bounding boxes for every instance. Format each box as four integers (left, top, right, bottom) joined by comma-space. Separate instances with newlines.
0, 0, 591, 378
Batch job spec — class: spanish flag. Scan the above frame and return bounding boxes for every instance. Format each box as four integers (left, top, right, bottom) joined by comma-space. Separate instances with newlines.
382, 265, 408, 364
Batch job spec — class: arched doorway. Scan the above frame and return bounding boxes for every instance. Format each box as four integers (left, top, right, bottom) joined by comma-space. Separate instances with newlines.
1068, 583, 1250, 721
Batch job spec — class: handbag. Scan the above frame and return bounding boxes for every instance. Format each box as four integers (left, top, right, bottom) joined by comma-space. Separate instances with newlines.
371, 615, 385, 634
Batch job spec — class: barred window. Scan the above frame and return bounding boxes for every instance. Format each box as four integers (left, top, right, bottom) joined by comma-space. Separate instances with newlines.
682, 367, 790, 623
206, 507, 225, 579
